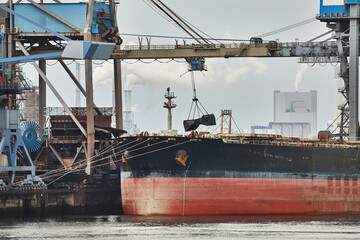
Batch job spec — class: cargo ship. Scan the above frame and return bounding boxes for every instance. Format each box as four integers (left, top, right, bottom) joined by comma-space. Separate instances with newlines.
119, 88, 360, 216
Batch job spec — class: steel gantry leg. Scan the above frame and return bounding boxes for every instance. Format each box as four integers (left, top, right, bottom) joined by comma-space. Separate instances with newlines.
85, 59, 95, 176
38, 60, 46, 127
349, 4, 360, 141
114, 57, 123, 130
111, 0, 123, 130
84, 0, 95, 175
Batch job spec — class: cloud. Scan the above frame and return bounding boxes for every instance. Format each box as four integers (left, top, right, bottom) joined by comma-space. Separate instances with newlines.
123, 60, 187, 89
92, 57, 269, 91
125, 73, 146, 87
92, 59, 187, 89
206, 58, 268, 84
93, 61, 114, 87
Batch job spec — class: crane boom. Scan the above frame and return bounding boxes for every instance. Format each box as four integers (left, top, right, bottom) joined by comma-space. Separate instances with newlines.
111, 41, 339, 60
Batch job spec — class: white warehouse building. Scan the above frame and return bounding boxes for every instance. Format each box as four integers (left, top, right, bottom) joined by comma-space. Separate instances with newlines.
271, 90, 317, 138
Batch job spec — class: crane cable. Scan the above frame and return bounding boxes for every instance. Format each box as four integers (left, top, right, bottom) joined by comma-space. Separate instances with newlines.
43, 139, 192, 186
153, 0, 212, 44
39, 138, 148, 181
143, 0, 317, 43
147, 0, 204, 44
121, 33, 249, 42
142, 0, 188, 37
256, 17, 317, 38
145, 0, 217, 45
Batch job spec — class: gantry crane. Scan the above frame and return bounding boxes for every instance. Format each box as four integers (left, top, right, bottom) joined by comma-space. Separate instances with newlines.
1, 0, 358, 184
4, 1, 345, 142
110, 0, 359, 141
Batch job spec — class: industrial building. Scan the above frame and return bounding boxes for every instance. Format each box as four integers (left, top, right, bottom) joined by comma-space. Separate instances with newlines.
271, 90, 317, 138
251, 90, 317, 138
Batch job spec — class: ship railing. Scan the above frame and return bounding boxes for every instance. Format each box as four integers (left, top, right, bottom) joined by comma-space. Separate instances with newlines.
217, 133, 360, 149
246, 138, 359, 149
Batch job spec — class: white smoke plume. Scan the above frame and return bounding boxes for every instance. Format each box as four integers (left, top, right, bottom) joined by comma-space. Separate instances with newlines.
294, 64, 308, 91
92, 58, 268, 89
93, 61, 114, 87
206, 58, 268, 84
92, 60, 187, 88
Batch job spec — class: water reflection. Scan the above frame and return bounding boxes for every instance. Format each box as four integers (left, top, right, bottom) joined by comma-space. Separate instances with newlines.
0, 215, 360, 240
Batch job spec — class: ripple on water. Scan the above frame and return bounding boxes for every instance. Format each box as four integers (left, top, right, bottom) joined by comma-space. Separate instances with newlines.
0, 215, 360, 240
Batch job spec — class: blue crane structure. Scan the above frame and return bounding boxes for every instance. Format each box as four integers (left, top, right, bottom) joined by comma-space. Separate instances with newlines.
0, 1, 118, 185
318, 0, 360, 140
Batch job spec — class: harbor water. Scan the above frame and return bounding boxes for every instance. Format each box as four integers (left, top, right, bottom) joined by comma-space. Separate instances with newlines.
1, 215, 360, 239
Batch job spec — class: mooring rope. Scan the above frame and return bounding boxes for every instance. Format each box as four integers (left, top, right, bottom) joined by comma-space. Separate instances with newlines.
45, 139, 192, 186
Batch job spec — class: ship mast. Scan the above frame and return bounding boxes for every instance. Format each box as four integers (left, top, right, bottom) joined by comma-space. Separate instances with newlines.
163, 87, 177, 130
220, 109, 232, 134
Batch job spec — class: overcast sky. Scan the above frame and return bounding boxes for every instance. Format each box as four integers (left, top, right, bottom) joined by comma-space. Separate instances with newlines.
24, 0, 340, 135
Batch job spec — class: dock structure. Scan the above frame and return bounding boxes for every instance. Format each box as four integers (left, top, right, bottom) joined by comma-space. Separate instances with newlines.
0, 187, 121, 217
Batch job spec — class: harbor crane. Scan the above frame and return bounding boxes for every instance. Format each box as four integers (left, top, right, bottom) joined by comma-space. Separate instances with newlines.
112, 0, 360, 141
0, 0, 358, 184
10, 1, 345, 140
110, 0, 355, 140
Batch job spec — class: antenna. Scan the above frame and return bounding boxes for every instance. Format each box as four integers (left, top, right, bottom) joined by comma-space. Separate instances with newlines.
163, 87, 177, 130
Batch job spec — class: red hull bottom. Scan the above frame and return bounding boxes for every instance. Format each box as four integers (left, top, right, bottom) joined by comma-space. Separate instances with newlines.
121, 177, 360, 215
